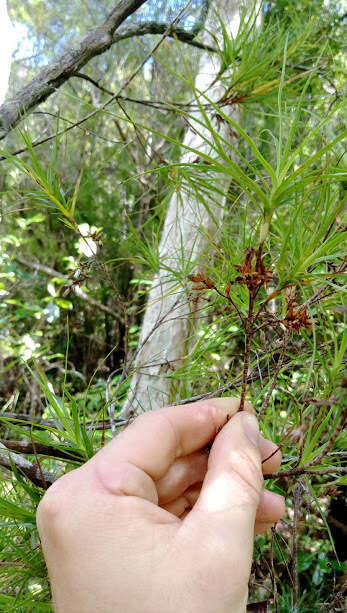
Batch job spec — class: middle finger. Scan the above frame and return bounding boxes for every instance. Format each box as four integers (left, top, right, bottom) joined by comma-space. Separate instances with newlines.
156, 437, 282, 505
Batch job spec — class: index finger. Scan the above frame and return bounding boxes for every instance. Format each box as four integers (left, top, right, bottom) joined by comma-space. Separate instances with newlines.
91, 397, 252, 498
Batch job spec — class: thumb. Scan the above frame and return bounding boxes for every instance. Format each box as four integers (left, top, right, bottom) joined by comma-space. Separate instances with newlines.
189, 412, 262, 578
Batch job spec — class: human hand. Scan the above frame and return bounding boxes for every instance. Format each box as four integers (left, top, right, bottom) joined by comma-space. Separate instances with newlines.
36, 398, 285, 612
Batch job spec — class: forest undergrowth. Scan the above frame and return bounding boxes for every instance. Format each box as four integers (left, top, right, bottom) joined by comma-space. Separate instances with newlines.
0, 1, 346, 611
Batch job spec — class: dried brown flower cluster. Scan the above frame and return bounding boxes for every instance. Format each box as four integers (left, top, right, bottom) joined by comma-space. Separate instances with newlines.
234, 247, 273, 293
282, 292, 311, 332
188, 271, 216, 290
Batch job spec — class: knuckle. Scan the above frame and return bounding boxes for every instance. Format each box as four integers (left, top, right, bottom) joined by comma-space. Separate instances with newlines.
131, 411, 154, 427
194, 400, 221, 429
36, 471, 79, 534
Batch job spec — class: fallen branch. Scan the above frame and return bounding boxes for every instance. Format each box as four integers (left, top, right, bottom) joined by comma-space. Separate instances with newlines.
0, 411, 130, 430
0, 412, 56, 427
0, 441, 56, 487
0, 440, 83, 461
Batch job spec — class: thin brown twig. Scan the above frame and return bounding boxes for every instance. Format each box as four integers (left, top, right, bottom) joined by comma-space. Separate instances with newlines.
257, 329, 291, 422
262, 446, 282, 465
29, 434, 48, 489
277, 386, 302, 412
213, 286, 245, 323
72, 75, 212, 111
239, 292, 255, 411
294, 439, 305, 471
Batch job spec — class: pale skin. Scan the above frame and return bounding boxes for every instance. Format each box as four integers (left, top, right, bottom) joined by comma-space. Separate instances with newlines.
37, 397, 285, 612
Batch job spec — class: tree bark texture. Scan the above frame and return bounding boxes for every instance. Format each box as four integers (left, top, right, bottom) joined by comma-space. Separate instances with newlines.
121, 0, 245, 416
0, 1, 210, 139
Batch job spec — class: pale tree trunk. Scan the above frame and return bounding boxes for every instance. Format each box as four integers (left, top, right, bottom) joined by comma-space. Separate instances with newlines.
121, 0, 251, 416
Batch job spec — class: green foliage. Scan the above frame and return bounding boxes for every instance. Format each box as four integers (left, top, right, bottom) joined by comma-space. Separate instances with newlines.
0, 0, 346, 610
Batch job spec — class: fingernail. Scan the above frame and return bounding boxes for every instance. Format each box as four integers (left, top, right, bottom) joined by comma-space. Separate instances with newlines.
242, 413, 260, 447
